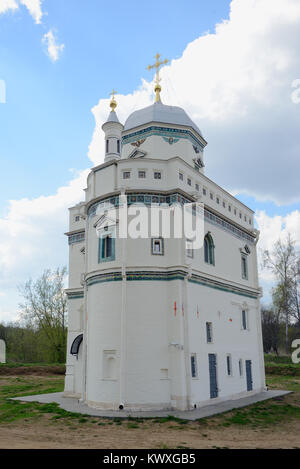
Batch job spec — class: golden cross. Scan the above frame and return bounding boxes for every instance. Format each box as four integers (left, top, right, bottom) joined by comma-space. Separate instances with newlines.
110, 89, 117, 111
110, 89, 117, 100
147, 53, 168, 102
147, 53, 168, 84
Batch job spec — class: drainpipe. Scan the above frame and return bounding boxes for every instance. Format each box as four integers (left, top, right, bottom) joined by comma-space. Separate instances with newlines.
81, 208, 89, 403
119, 190, 127, 408
182, 264, 192, 410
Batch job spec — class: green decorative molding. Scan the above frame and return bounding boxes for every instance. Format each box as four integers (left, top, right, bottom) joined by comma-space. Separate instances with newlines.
122, 126, 204, 149
67, 292, 84, 300
85, 270, 259, 299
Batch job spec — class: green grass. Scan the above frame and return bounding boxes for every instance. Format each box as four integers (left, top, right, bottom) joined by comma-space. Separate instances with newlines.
266, 374, 300, 392
207, 373, 300, 429
263, 354, 300, 376
127, 422, 139, 429
0, 375, 81, 424
219, 401, 300, 428
0, 371, 300, 431
265, 364, 300, 376
0, 376, 64, 399
154, 415, 189, 424
264, 354, 292, 364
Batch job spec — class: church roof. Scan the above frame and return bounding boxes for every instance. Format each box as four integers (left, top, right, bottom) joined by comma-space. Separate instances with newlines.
105, 110, 120, 124
124, 101, 202, 136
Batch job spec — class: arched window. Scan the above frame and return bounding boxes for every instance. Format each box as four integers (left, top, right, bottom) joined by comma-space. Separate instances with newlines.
70, 334, 83, 358
204, 233, 215, 265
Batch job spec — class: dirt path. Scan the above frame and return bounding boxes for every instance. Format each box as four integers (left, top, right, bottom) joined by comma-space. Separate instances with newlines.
0, 417, 300, 449
0, 366, 65, 376
1, 373, 300, 449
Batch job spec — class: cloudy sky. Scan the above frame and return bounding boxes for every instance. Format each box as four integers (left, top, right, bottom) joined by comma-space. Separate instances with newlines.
0, 0, 300, 322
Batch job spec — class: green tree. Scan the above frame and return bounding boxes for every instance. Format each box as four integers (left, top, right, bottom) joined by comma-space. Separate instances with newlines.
19, 267, 68, 363
290, 256, 300, 326
263, 234, 298, 354
261, 306, 281, 354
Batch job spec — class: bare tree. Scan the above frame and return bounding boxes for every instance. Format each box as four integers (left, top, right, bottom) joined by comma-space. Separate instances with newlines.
19, 267, 68, 363
261, 306, 281, 355
263, 233, 298, 354
290, 257, 300, 326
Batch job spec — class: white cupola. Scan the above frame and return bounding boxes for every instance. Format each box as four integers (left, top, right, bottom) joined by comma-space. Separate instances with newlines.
102, 91, 124, 163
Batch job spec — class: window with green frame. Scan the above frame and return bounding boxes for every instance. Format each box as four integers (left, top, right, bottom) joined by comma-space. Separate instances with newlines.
204, 233, 215, 265
98, 230, 115, 263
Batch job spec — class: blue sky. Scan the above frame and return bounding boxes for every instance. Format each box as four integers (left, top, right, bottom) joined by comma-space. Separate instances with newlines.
0, 0, 230, 212
0, 0, 300, 320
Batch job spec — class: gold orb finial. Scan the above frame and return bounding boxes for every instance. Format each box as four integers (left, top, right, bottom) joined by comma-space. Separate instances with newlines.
147, 53, 168, 102
110, 89, 117, 111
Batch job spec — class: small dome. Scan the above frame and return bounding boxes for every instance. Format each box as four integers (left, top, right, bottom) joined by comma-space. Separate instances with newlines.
124, 101, 202, 136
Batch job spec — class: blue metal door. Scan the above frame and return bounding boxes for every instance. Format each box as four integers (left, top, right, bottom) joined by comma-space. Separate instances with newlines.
245, 360, 253, 391
208, 353, 218, 398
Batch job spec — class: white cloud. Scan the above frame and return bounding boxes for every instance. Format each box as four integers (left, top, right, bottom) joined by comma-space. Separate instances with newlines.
0, 1, 63, 62
20, 0, 43, 24
0, 0, 43, 23
0, 311, 21, 323
0, 170, 88, 323
89, 0, 300, 205
0, 0, 18, 14
255, 210, 300, 302
42, 29, 65, 62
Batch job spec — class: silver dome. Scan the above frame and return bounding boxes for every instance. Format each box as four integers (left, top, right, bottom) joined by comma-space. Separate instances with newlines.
124, 101, 202, 136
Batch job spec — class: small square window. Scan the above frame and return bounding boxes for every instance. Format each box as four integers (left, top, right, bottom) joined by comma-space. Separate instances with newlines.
160, 368, 168, 379
154, 171, 162, 180
123, 171, 131, 179
210, 193, 214, 200
187, 178, 192, 186
75, 216, 80, 222
195, 183, 199, 191
179, 172, 184, 181
191, 354, 197, 378
151, 238, 164, 255
138, 171, 146, 178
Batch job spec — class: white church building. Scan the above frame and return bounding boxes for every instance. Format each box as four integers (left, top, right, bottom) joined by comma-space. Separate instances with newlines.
64, 57, 266, 411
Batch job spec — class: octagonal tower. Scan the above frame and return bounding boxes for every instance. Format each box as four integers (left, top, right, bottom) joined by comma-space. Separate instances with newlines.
64, 73, 265, 411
